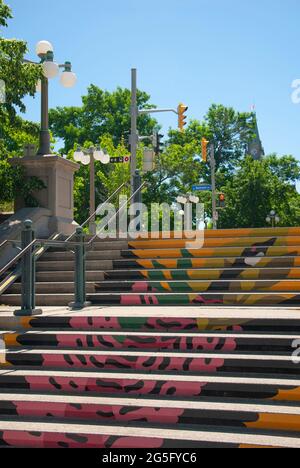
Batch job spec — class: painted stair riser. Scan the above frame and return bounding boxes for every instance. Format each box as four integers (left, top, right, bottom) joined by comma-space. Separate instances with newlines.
1, 353, 299, 375
88, 293, 300, 307
89, 228, 300, 239
1, 316, 299, 332
113, 257, 300, 270
37, 247, 300, 263
128, 237, 300, 249
121, 246, 300, 260
104, 268, 300, 281
2, 292, 300, 307
0, 430, 265, 449
1, 401, 300, 433
3, 333, 296, 353
9, 280, 300, 295
93, 280, 300, 293
1, 376, 299, 401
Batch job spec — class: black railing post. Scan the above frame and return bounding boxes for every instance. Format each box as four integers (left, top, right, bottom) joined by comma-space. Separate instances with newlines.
14, 220, 42, 317
69, 227, 91, 310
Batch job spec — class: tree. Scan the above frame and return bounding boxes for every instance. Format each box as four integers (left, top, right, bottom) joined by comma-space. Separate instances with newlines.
0, 0, 43, 210
168, 105, 255, 172
49, 85, 158, 153
218, 156, 300, 228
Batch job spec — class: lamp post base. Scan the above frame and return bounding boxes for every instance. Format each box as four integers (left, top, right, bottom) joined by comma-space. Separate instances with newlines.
68, 301, 92, 311
14, 309, 43, 317
10, 155, 79, 236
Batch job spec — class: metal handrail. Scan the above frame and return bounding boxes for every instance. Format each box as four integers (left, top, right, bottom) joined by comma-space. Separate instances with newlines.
0, 240, 9, 250
0, 183, 128, 285
65, 182, 127, 242
88, 181, 147, 245
0, 238, 36, 278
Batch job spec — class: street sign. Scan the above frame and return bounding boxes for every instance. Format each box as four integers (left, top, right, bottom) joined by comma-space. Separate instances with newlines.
192, 185, 212, 192
110, 156, 130, 164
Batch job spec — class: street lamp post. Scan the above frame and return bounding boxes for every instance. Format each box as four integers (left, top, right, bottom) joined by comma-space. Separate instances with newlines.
28, 40, 77, 156
74, 147, 110, 234
266, 210, 280, 228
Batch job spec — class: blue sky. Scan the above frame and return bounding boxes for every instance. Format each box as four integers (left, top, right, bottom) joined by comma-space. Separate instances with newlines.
5, 0, 300, 161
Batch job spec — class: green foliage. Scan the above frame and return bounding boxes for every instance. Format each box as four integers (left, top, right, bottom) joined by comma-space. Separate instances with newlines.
0, 0, 11, 28
0, 161, 46, 207
49, 85, 158, 153
218, 156, 300, 228
0, 0, 44, 208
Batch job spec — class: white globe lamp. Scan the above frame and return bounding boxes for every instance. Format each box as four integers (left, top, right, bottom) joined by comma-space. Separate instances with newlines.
60, 71, 77, 88
36, 40, 54, 57
100, 152, 110, 165
42, 60, 59, 79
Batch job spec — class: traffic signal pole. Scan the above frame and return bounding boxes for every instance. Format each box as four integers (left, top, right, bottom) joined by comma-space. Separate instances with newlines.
210, 144, 218, 230
130, 68, 186, 198
130, 69, 139, 201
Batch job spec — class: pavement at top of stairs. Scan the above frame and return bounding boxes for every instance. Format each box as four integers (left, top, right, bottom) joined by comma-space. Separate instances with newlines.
0, 305, 300, 318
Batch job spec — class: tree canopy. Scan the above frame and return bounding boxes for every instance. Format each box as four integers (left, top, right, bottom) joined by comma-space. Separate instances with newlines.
49, 85, 158, 153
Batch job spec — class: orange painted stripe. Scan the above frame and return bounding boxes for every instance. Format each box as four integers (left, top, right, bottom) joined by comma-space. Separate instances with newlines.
129, 237, 300, 250
135, 227, 300, 239
271, 388, 300, 402
132, 247, 300, 259
3, 334, 20, 347
246, 413, 300, 432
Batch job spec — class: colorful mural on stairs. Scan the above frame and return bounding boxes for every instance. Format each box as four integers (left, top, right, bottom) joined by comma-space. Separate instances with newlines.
88, 234, 300, 306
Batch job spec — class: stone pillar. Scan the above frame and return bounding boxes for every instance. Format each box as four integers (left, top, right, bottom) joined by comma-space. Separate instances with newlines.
10, 155, 79, 236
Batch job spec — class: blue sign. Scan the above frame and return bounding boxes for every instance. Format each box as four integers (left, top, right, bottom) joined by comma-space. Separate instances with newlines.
192, 185, 212, 192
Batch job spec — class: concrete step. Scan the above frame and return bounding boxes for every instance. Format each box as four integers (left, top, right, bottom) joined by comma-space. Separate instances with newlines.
104, 267, 300, 281
36, 271, 105, 282
1, 393, 300, 433
0, 369, 300, 401
1, 349, 300, 375
40, 250, 122, 262
8, 283, 97, 294
0, 314, 299, 333
0, 419, 299, 448
93, 279, 300, 293
3, 330, 299, 353
2, 292, 300, 307
36, 260, 113, 272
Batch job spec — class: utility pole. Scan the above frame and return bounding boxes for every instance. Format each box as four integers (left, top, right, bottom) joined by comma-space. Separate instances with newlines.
210, 144, 218, 230
89, 149, 96, 235
130, 68, 140, 202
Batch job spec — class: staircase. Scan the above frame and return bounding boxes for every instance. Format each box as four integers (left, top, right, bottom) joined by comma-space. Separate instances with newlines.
0, 228, 300, 447
1, 227, 300, 307
0, 309, 300, 447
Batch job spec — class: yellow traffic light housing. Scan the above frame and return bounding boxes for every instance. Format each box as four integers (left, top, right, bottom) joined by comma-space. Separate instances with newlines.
201, 138, 209, 162
178, 103, 188, 132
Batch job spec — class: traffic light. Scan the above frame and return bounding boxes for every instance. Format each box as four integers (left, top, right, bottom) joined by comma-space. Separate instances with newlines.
201, 138, 209, 162
218, 193, 226, 208
178, 103, 188, 132
143, 148, 155, 173
152, 132, 164, 155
